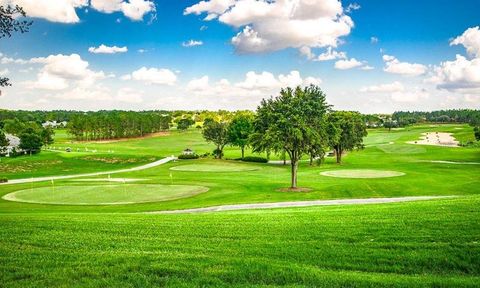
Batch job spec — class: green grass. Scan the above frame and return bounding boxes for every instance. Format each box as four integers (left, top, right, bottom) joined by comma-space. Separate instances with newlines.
0, 197, 479, 287
2, 184, 208, 205
0, 124, 479, 286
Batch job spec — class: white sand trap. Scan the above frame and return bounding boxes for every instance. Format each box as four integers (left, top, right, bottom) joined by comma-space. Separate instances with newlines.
320, 169, 405, 178
407, 132, 459, 147
71, 178, 146, 183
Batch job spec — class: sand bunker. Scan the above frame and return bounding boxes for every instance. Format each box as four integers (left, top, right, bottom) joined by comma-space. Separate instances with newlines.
320, 169, 405, 178
407, 132, 459, 147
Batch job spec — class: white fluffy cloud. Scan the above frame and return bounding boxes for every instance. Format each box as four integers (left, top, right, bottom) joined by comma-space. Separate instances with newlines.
182, 40, 204, 47
300, 46, 346, 62
360, 81, 404, 93
124, 67, 177, 85
382, 54, 427, 76
0, 68, 9, 76
334, 58, 363, 70
187, 70, 321, 98
0, 0, 155, 23
450, 26, 480, 58
88, 44, 128, 54
26, 54, 106, 90
116, 87, 143, 103
428, 27, 480, 94
185, 0, 354, 54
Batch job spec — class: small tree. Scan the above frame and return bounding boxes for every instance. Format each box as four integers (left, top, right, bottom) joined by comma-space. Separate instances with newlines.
227, 115, 253, 159
0, 130, 8, 155
41, 127, 55, 145
177, 118, 194, 131
19, 129, 43, 154
0, 5, 32, 87
251, 85, 330, 189
474, 126, 480, 141
327, 111, 367, 164
202, 120, 229, 159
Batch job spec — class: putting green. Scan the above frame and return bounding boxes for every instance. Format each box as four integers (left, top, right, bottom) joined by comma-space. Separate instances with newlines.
2, 184, 208, 205
170, 163, 259, 172
320, 169, 405, 178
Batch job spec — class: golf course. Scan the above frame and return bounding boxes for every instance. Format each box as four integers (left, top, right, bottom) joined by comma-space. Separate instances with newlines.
1, 123, 479, 287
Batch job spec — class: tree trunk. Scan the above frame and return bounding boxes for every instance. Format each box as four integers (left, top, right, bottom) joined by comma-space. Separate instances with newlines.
309, 153, 313, 166
335, 148, 342, 164
241, 146, 245, 159
291, 157, 298, 188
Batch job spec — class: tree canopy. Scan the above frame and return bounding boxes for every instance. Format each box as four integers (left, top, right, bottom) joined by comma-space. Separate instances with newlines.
202, 120, 229, 159
327, 111, 367, 164
227, 114, 253, 159
251, 85, 330, 188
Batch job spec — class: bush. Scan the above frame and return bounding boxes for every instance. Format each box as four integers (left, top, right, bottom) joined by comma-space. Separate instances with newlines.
178, 154, 199, 159
240, 156, 268, 163
0, 178, 8, 183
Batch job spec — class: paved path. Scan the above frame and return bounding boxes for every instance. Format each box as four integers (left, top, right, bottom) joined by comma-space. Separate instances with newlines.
147, 196, 455, 214
1, 156, 176, 185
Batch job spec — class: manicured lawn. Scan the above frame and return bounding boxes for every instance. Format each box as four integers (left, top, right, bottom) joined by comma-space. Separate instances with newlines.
0, 197, 479, 287
0, 124, 479, 286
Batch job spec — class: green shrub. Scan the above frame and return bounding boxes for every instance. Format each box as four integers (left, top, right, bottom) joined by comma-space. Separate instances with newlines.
240, 156, 268, 163
0, 178, 8, 183
178, 154, 199, 159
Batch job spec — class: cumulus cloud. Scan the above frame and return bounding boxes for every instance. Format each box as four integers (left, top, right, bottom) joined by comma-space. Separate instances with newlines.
300, 46, 346, 61
0, 0, 155, 23
88, 44, 128, 54
184, 0, 354, 54
26, 54, 106, 90
187, 70, 321, 98
450, 26, 480, 58
382, 54, 427, 76
0, 68, 9, 76
182, 40, 204, 47
124, 67, 177, 85
334, 58, 363, 70
428, 27, 480, 94
360, 81, 404, 93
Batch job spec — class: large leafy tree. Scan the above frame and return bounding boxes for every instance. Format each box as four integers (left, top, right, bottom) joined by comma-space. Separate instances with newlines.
202, 120, 229, 159
19, 128, 43, 154
0, 5, 32, 87
251, 85, 330, 189
327, 111, 368, 164
227, 114, 253, 159
177, 118, 194, 131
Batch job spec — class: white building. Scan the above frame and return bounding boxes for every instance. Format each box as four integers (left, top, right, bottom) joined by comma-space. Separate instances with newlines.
42, 121, 67, 128
1, 134, 21, 156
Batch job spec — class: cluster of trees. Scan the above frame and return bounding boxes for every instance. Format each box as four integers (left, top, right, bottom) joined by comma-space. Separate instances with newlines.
67, 111, 171, 140
392, 109, 480, 126
201, 86, 367, 188
0, 122, 53, 156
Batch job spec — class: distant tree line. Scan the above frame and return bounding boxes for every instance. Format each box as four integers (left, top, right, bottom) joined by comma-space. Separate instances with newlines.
66, 111, 172, 141
392, 109, 480, 126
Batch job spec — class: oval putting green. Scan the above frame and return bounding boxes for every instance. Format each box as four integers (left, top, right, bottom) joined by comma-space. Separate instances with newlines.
2, 184, 208, 205
170, 163, 259, 172
320, 169, 405, 179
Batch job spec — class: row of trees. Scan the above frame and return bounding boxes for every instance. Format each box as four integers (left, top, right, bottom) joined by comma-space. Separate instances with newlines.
392, 109, 480, 126
66, 111, 171, 140
201, 86, 367, 188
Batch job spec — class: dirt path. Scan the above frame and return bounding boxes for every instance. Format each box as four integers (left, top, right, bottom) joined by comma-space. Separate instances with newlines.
146, 196, 455, 214
1, 157, 176, 186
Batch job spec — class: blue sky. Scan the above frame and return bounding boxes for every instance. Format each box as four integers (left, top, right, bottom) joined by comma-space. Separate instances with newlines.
0, 0, 479, 112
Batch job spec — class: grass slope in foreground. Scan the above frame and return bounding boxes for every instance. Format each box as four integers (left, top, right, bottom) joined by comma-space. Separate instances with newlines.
0, 197, 479, 287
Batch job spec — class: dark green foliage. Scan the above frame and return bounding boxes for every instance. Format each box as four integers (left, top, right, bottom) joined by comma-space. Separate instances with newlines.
177, 118, 195, 131
474, 126, 480, 141
0, 129, 8, 147
239, 156, 268, 163
19, 130, 43, 154
0, 177, 7, 182
251, 85, 330, 188
178, 154, 199, 159
202, 121, 229, 159
393, 109, 480, 126
227, 115, 254, 159
327, 111, 368, 164
40, 127, 54, 145
67, 111, 171, 140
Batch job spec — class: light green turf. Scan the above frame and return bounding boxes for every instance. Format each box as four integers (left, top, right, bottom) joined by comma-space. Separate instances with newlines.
2, 184, 208, 205
320, 169, 405, 178
170, 163, 260, 172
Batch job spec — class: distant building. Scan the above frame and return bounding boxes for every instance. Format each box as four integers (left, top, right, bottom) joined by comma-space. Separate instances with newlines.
42, 120, 67, 128
182, 148, 195, 155
2, 134, 21, 156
